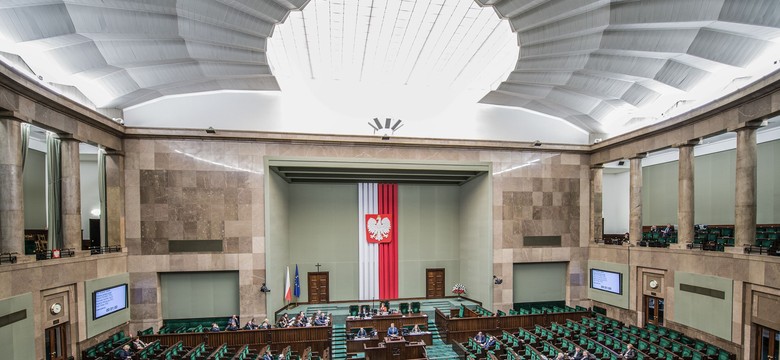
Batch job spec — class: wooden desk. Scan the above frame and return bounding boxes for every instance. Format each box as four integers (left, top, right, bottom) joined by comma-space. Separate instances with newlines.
346, 313, 428, 333
347, 333, 432, 353
362, 337, 427, 360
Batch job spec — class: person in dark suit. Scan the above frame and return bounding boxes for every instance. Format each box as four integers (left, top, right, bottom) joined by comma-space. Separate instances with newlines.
387, 322, 399, 337
569, 346, 584, 360
581, 350, 596, 360
210, 323, 220, 332
259, 319, 271, 329
662, 223, 674, 238
226, 321, 239, 331
262, 350, 273, 360
116, 344, 133, 359
277, 314, 289, 328
243, 319, 256, 330
474, 331, 487, 345
356, 327, 368, 338
482, 335, 496, 350
620, 344, 637, 359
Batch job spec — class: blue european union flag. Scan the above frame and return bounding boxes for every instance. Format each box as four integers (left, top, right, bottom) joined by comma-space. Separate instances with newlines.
293, 264, 301, 298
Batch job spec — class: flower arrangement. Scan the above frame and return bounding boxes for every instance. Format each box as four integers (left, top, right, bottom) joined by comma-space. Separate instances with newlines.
451, 283, 466, 296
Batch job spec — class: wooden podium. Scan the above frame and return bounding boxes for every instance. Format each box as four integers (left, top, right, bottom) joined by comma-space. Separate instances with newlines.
363, 336, 426, 360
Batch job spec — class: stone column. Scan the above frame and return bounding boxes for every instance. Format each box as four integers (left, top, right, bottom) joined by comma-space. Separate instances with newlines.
59, 135, 82, 251
589, 165, 604, 242
105, 151, 125, 248
734, 121, 763, 246
629, 155, 646, 244
0, 116, 25, 254
677, 141, 697, 245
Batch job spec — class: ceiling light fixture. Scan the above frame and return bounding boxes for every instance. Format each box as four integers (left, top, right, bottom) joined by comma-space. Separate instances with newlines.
206, 127, 216, 134
368, 118, 404, 140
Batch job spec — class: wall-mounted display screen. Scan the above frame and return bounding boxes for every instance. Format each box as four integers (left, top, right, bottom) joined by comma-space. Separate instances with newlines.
590, 269, 622, 295
93, 284, 128, 319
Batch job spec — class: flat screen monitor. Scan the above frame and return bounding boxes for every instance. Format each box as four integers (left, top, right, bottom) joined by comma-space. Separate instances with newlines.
590, 269, 622, 295
93, 283, 128, 320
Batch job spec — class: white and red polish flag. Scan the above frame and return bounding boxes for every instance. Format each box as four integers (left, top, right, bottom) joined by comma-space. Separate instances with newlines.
358, 183, 398, 300
284, 266, 292, 302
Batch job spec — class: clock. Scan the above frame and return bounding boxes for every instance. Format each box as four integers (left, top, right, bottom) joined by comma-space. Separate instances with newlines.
649, 280, 659, 289
50, 303, 62, 315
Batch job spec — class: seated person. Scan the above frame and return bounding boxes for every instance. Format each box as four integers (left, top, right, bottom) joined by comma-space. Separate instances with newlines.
661, 223, 674, 237
568, 346, 584, 360
314, 312, 328, 326
554, 354, 565, 360
356, 327, 368, 338
299, 311, 309, 325
379, 303, 388, 313
650, 225, 658, 233
243, 319, 256, 330
474, 331, 487, 345
262, 350, 274, 360
226, 321, 239, 331
581, 350, 596, 360
210, 323, 220, 332
410, 324, 422, 334
620, 344, 637, 359
259, 319, 272, 329
482, 335, 496, 350
131, 337, 148, 350
117, 344, 133, 359
277, 314, 289, 328
228, 314, 239, 326
387, 322, 400, 337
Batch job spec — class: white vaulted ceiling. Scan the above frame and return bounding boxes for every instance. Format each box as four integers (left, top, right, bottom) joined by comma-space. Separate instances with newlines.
478, 0, 780, 135
1, 0, 780, 141
0, 0, 308, 108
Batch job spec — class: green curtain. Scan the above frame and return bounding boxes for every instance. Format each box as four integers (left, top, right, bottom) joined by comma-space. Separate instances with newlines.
20, 123, 30, 169
98, 147, 107, 247
46, 132, 62, 250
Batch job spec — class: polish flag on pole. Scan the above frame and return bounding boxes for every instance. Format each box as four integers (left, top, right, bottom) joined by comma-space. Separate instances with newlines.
284, 266, 292, 302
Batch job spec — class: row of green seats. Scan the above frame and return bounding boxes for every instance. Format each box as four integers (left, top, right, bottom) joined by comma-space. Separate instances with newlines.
84, 330, 129, 359
645, 323, 733, 359
160, 341, 185, 360
184, 343, 207, 360
500, 330, 522, 348
209, 343, 230, 360
474, 305, 493, 316
137, 340, 162, 359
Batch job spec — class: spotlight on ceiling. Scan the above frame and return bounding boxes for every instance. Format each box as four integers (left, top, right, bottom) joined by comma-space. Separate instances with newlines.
533, 140, 542, 147
618, 160, 625, 166
493, 275, 503, 285
260, 283, 271, 293
206, 127, 216, 134
368, 118, 404, 140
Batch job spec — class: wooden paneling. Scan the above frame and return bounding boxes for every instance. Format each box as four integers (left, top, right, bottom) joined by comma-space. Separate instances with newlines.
347, 333, 432, 353
426, 269, 445, 298
346, 314, 428, 332
308, 272, 329, 304
140, 326, 331, 355
436, 308, 589, 344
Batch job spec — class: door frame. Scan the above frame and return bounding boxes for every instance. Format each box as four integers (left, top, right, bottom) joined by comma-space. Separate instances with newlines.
307, 271, 329, 304
425, 268, 445, 298
756, 324, 779, 360
643, 295, 665, 326
44, 322, 69, 360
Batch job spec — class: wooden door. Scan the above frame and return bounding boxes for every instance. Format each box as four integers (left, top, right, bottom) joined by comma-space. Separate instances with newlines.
644, 295, 665, 326
757, 325, 780, 360
426, 268, 445, 298
45, 322, 68, 360
308, 272, 329, 304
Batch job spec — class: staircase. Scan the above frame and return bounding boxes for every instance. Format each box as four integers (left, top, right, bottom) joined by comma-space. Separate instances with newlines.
425, 319, 460, 360
331, 323, 348, 359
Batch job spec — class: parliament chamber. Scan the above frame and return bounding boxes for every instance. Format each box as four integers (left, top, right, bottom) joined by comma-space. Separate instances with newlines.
1, 1, 780, 359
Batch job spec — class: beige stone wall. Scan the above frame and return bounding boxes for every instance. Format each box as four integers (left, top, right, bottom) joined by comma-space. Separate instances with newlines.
0, 253, 127, 359
588, 245, 780, 358
122, 138, 593, 331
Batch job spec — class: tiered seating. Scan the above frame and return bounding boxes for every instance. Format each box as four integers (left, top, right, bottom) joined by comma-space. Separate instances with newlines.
474, 305, 494, 316
81, 330, 131, 360
509, 304, 580, 316
745, 225, 780, 255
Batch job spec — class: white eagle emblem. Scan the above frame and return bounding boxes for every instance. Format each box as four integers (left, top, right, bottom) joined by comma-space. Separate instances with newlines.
367, 215, 392, 242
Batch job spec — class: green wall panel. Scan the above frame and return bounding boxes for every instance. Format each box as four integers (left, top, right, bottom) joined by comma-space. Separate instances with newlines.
23, 149, 46, 229
398, 185, 460, 298
160, 272, 239, 320
0, 293, 34, 360
288, 183, 358, 302
513, 262, 567, 303
642, 161, 678, 226
757, 140, 780, 223
587, 261, 629, 309
673, 272, 732, 340
459, 174, 492, 308
266, 171, 290, 315
85, 273, 131, 338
